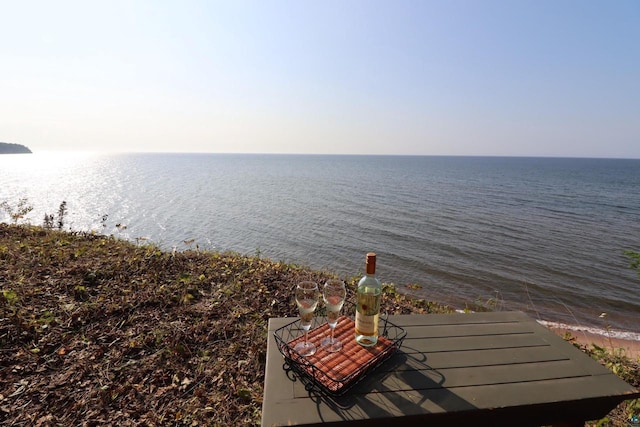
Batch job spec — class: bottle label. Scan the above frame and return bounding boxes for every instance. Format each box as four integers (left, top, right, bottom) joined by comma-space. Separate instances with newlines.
356, 291, 381, 336
355, 312, 378, 335
357, 291, 381, 316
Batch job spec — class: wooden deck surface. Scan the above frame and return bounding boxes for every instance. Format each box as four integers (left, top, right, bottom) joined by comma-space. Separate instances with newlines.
262, 311, 639, 427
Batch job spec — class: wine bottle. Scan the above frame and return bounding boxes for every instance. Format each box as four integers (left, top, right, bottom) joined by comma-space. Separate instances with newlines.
355, 252, 381, 347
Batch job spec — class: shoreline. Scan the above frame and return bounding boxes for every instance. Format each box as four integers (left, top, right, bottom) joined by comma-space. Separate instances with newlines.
547, 326, 640, 360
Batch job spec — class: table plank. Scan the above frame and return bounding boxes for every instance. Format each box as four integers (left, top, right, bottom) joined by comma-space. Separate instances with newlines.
262, 312, 640, 427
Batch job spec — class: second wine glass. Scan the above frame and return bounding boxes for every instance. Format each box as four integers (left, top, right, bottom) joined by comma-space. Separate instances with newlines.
320, 279, 346, 352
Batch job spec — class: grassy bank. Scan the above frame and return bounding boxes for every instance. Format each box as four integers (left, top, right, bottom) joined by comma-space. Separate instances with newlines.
0, 224, 637, 425
0, 224, 447, 425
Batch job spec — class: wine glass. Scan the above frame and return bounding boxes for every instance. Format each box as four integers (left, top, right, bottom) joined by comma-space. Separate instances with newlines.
320, 279, 346, 352
294, 281, 319, 356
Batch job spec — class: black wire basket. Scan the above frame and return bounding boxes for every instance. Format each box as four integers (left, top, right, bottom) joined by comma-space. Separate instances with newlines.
273, 301, 407, 397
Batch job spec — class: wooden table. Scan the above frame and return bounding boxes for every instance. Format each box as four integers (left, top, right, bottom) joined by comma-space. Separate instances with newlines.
262, 311, 639, 427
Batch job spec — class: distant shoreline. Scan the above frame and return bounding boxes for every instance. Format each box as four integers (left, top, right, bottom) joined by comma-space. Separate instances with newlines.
0, 142, 32, 154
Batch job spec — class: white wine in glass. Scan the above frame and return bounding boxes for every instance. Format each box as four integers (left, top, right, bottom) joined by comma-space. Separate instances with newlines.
320, 279, 346, 352
294, 281, 319, 356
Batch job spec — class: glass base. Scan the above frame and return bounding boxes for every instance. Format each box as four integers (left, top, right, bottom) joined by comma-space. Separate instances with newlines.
294, 340, 316, 356
321, 336, 342, 353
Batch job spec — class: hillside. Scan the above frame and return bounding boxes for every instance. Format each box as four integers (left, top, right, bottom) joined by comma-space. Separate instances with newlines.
0, 142, 32, 154
0, 224, 636, 425
0, 224, 447, 425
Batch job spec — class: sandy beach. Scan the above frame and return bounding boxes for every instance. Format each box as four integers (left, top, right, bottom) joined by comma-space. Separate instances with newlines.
549, 327, 640, 360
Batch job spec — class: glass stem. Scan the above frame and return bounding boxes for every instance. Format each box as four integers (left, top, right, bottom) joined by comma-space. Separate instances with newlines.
304, 329, 308, 345
330, 326, 335, 343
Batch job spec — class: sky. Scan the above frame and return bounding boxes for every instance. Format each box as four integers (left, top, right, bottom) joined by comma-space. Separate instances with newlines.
1, 0, 639, 158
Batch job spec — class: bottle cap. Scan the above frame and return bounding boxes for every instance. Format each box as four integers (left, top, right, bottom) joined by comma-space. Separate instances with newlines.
365, 252, 376, 275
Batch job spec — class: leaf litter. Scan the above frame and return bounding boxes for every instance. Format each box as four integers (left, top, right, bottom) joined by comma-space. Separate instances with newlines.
0, 224, 440, 426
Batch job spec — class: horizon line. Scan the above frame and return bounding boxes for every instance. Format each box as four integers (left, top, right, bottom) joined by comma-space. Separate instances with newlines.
19, 150, 640, 161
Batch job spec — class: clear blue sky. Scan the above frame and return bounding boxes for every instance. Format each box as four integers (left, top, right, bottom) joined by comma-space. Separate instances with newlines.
1, 0, 639, 157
